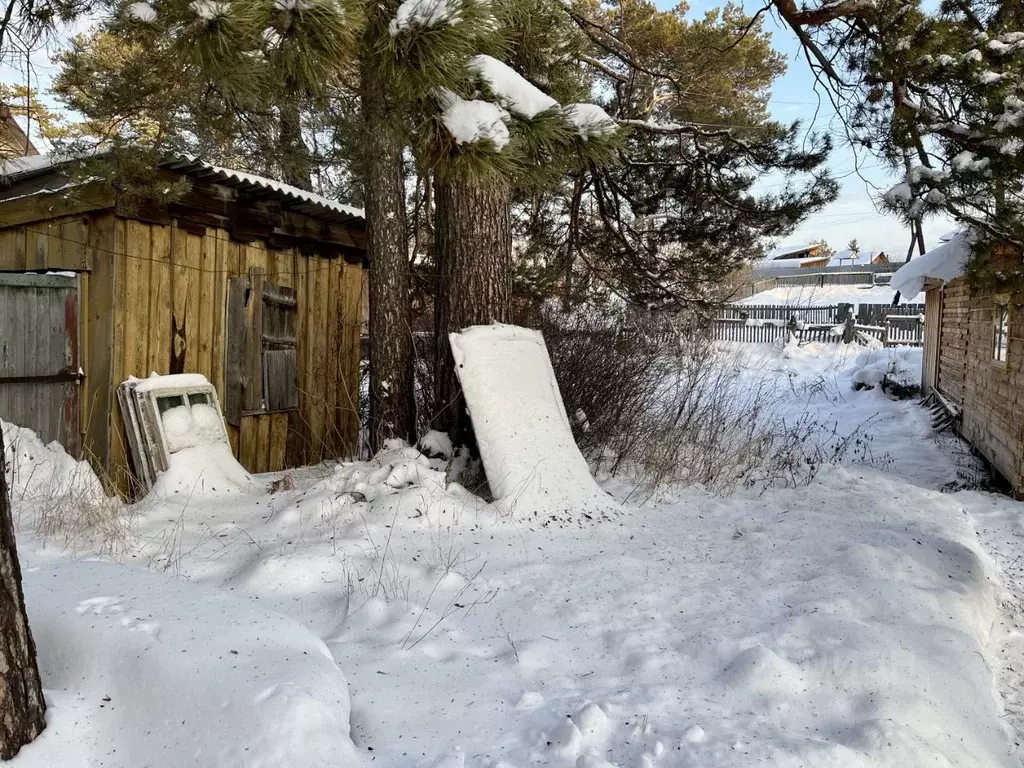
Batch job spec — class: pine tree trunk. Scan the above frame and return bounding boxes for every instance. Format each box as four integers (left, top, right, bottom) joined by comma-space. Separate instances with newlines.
0, 429, 46, 759
360, 25, 415, 450
433, 177, 513, 444
279, 96, 312, 192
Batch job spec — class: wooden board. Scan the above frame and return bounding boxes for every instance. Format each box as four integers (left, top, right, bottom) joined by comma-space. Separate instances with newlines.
148, 224, 172, 375
82, 215, 117, 474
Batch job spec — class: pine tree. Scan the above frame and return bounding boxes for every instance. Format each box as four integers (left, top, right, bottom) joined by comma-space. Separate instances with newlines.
514, 0, 838, 309
360, 0, 416, 448
847, 238, 859, 255
0, 429, 47, 758
387, 0, 622, 442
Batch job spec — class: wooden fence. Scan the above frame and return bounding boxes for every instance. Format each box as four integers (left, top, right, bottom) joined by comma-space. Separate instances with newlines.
717, 304, 840, 324
712, 303, 925, 347
776, 271, 874, 288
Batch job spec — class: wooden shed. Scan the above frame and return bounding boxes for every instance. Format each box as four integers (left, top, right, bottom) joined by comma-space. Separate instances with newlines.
0, 154, 366, 496
918, 242, 1024, 496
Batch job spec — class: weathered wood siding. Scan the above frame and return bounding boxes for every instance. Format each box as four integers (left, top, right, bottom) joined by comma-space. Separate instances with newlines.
0, 212, 364, 496
936, 279, 969, 404
921, 287, 942, 393
934, 246, 1024, 495
0, 273, 81, 453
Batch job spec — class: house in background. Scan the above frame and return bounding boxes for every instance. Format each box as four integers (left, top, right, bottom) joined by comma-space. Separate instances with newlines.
0, 104, 37, 159
0, 154, 366, 496
893, 233, 1023, 496
757, 243, 830, 270
828, 250, 889, 268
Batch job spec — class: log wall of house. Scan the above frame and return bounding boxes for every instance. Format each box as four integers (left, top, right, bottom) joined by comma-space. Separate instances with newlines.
0, 212, 364, 496
934, 246, 1024, 495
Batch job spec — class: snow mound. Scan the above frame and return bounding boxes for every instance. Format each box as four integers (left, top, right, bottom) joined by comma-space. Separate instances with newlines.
891, 230, 975, 297
418, 430, 454, 460
2, 420, 106, 502
148, 443, 253, 498
848, 346, 922, 396
307, 439, 446, 503
17, 561, 363, 768
449, 324, 618, 517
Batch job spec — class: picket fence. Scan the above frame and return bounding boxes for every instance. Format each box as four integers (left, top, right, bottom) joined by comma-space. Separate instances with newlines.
712, 303, 926, 347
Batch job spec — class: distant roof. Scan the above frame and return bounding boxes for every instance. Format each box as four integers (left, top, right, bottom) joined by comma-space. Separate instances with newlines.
765, 243, 817, 259
0, 151, 365, 227
756, 255, 828, 270
827, 250, 881, 267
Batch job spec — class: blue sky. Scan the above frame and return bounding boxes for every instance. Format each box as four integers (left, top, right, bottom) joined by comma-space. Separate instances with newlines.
663, 0, 954, 257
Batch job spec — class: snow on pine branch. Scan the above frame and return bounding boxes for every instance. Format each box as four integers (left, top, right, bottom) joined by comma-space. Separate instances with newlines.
190, 0, 230, 21
436, 88, 511, 150
563, 103, 617, 139
468, 55, 559, 119
390, 0, 459, 36
126, 2, 157, 21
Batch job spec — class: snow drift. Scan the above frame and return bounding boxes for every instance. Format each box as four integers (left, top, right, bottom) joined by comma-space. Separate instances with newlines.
449, 324, 618, 517
17, 561, 363, 768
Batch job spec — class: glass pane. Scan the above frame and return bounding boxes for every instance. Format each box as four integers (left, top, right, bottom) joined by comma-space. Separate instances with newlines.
188, 391, 212, 407
156, 394, 187, 414
994, 307, 1009, 362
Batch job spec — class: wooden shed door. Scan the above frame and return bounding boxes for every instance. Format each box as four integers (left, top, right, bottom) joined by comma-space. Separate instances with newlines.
0, 273, 82, 456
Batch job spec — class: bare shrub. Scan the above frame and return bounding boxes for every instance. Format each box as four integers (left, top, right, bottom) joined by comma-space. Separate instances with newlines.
517, 306, 894, 498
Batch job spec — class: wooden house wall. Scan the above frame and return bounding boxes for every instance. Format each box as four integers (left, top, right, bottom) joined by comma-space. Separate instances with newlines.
0, 212, 364, 496
934, 246, 1024, 495
921, 286, 942, 394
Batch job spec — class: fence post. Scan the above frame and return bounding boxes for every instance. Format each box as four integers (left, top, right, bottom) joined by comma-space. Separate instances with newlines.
838, 303, 855, 344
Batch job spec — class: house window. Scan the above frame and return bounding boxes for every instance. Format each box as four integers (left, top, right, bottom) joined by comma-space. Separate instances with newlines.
224, 272, 299, 425
993, 302, 1009, 363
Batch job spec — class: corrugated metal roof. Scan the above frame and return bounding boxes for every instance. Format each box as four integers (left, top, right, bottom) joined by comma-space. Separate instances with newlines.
0, 151, 365, 227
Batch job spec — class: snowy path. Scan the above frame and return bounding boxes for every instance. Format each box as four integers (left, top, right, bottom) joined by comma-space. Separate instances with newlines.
6, 341, 1024, 767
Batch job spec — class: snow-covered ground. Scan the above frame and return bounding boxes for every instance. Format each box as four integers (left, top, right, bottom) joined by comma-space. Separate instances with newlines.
4, 338, 1023, 768
737, 284, 925, 307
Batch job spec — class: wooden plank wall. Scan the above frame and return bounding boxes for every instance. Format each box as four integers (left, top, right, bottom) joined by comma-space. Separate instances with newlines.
0, 215, 93, 271
0, 212, 364, 496
936, 280, 970, 405
103, 218, 362, 494
921, 287, 942, 393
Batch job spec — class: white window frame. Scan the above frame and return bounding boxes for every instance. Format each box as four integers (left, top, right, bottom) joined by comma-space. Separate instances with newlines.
118, 380, 229, 492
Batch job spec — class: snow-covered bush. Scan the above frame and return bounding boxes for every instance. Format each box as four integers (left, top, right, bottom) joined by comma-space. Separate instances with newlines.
849, 347, 922, 399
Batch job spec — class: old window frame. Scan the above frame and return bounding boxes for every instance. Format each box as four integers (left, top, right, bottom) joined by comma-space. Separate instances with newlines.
118, 378, 229, 492
224, 269, 299, 425
993, 297, 1010, 364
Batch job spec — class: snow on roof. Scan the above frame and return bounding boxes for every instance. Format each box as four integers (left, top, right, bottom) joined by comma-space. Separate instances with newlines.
827, 250, 879, 267
891, 231, 975, 297
755, 255, 828, 270
766, 243, 817, 259
468, 55, 558, 120
0, 154, 56, 177
164, 155, 364, 219
0, 151, 365, 223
